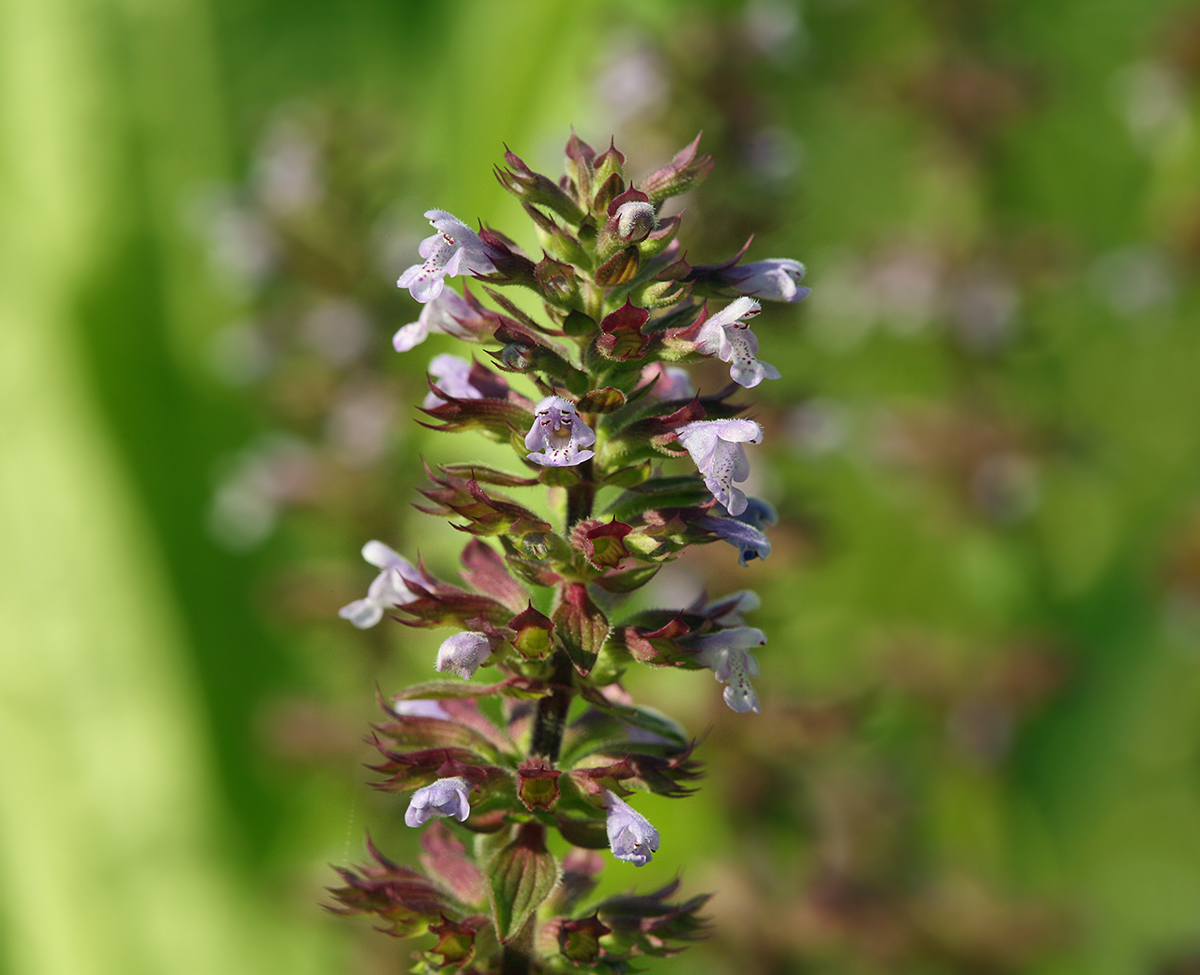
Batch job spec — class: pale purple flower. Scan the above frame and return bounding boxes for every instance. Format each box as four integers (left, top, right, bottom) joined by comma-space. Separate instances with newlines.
396, 210, 497, 304
392, 698, 451, 720
603, 791, 660, 866
405, 776, 472, 827
693, 297, 780, 388
703, 589, 761, 628
695, 498, 776, 565
423, 354, 481, 408
676, 419, 763, 516
393, 288, 478, 352
435, 631, 493, 680
524, 396, 596, 467
724, 259, 811, 303
338, 540, 425, 628
641, 363, 695, 400
692, 627, 765, 713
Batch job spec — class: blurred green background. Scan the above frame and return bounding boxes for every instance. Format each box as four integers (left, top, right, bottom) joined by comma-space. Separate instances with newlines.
4, 0, 1200, 972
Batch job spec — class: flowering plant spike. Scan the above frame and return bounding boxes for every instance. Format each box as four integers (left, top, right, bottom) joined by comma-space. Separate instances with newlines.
328, 134, 809, 973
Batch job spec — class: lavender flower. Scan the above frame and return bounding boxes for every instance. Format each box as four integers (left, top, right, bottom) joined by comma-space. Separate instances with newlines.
693, 297, 780, 388
392, 698, 451, 720
396, 210, 497, 304
692, 627, 765, 713
676, 419, 763, 516
435, 631, 494, 680
695, 497, 777, 565
404, 776, 472, 827
393, 288, 479, 352
423, 354, 482, 408
524, 396, 596, 467
603, 791, 660, 866
724, 259, 811, 303
703, 589, 761, 628
641, 363, 695, 400
338, 540, 425, 629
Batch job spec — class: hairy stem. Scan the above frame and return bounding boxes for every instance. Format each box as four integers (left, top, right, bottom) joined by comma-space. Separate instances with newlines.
500, 914, 536, 975
530, 652, 574, 763
565, 456, 595, 528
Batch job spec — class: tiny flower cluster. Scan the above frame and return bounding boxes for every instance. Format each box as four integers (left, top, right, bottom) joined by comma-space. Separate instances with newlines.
331, 134, 808, 973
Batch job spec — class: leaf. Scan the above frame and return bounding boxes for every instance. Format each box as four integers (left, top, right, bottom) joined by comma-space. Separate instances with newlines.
487, 823, 559, 943
593, 563, 660, 594
419, 822, 485, 907
580, 685, 691, 745
441, 463, 540, 488
460, 539, 528, 614
577, 386, 627, 414
604, 476, 712, 521
394, 678, 550, 701
553, 584, 611, 677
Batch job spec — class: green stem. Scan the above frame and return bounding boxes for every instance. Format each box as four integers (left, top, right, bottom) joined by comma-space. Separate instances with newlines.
530, 652, 574, 763
565, 457, 595, 528
500, 915, 536, 975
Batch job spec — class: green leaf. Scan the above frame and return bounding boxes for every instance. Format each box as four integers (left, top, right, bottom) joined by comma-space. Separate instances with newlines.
601, 461, 652, 488
577, 386, 626, 414
562, 310, 596, 337
580, 685, 690, 745
487, 823, 559, 943
553, 584, 610, 676
593, 563, 660, 593
604, 476, 712, 520
394, 678, 550, 701
440, 463, 540, 488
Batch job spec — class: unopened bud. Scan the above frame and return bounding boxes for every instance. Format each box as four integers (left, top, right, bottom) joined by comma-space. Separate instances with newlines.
615, 201, 657, 243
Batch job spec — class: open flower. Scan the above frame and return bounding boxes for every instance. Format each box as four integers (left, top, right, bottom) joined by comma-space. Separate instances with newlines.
695, 497, 776, 565
524, 396, 596, 467
691, 627, 765, 713
423, 354, 482, 408
338, 541, 425, 628
693, 297, 780, 388
724, 259, 810, 303
396, 210, 497, 304
393, 288, 481, 352
603, 791, 660, 866
676, 419, 763, 516
405, 776, 472, 827
435, 631, 494, 680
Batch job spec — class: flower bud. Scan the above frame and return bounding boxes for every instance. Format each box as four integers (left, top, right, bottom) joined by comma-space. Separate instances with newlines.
615, 201, 657, 243
435, 631, 494, 680
602, 791, 659, 866
405, 776, 472, 827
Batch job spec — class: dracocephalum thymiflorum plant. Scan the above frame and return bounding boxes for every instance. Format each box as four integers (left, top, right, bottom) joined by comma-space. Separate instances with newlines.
327, 133, 809, 974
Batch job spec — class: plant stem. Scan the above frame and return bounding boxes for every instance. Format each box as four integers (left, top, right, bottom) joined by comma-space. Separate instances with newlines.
500, 914, 536, 975
530, 652, 574, 763
565, 457, 595, 528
